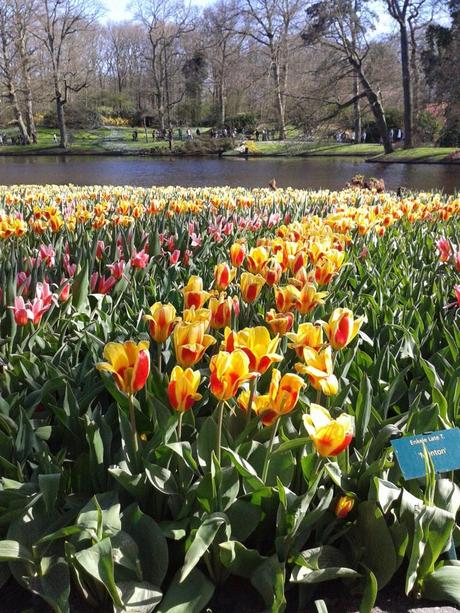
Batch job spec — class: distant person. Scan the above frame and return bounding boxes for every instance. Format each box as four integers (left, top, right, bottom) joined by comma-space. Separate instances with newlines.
255, 129, 260, 141
178, 127, 183, 141
362, 130, 367, 143
187, 128, 193, 140
32, 133, 37, 144
388, 128, 394, 142
0, 134, 3, 145
53, 133, 58, 143
168, 128, 173, 150
269, 178, 277, 191
196, 128, 201, 136
151, 129, 156, 141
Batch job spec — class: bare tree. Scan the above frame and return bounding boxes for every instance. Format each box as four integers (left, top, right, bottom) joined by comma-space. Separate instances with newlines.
202, 0, 243, 125
236, 0, 303, 139
33, 0, 100, 148
0, 1, 30, 142
303, 0, 394, 153
135, 0, 195, 129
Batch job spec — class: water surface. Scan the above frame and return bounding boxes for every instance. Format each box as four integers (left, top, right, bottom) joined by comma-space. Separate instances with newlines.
0, 155, 459, 192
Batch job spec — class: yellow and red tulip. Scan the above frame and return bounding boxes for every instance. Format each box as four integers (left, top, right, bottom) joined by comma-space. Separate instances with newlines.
214, 263, 237, 291
287, 322, 324, 357
173, 320, 216, 367
209, 350, 254, 401
144, 302, 177, 343
239, 369, 305, 426
183, 275, 211, 309
296, 283, 328, 315
225, 325, 283, 374
246, 246, 269, 274
230, 241, 246, 267
274, 285, 300, 313
96, 340, 150, 394
303, 403, 354, 457
167, 366, 202, 413
209, 294, 237, 329
265, 309, 294, 336
295, 346, 338, 396
335, 495, 355, 518
323, 308, 363, 350
240, 272, 265, 303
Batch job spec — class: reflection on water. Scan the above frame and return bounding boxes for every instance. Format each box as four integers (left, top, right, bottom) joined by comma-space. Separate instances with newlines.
0, 155, 459, 192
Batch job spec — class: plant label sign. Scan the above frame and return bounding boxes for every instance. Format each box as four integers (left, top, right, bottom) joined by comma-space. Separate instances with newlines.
391, 429, 460, 480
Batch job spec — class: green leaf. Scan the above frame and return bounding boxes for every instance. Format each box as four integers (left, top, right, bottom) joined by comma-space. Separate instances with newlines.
122, 504, 168, 587
180, 513, 228, 582
26, 556, 70, 613
359, 568, 378, 613
145, 463, 178, 496
355, 375, 372, 447
75, 537, 123, 607
422, 565, 460, 605
219, 540, 267, 578
0, 540, 33, 563
157, 568, 214, 613
290, 546, 360, 584
115, 581, 162, 613
38, 473, 61, 514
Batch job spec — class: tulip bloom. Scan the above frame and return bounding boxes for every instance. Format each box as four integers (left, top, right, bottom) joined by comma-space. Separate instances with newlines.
131, 249, 150, 269
303, 404, 354, 457
168, 366, 202, 413
239, 369, 306, 426
295, 346, 338, 396
183, 275, 211, 309
182, 306, 212, 326
275, 285, 300, 313
246, 246, 269, 274
262, 258, 283, 287
335, 495, 355, 519
214, 263, 237, 291
296, 284, 328, 315
323, 308, 363, 350
291, 250, 308, 275
224, 325, 283, 374
144, 302, 177, 343
313, 259, 336, 286
209, 294, 237, 329
240, 272, 265, 304
455, 252, 460, 272
209, 350, 254, 401
96, 340, 150, 394
437, 237, 452, 262
230, 242, 246, 267
11, 296, 29, 326
287, 322, 324, 357
265, 309, 294, 336
173, 320, 216, 367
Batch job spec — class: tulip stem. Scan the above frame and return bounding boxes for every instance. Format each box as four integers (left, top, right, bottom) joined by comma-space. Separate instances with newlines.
216, 401, 225, 464
157, 343, 162, 376
128, 393, 139, 459
246, 378, 257, 425
262, 417, 280, 483
177, 412, 183, 440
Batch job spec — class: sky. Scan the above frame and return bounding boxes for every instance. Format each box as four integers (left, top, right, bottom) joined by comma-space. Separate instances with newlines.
100, 0, 210, 22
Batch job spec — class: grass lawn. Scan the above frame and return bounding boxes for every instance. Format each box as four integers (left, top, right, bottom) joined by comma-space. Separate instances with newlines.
369, 146, 459, 163
224, 141, 384, 157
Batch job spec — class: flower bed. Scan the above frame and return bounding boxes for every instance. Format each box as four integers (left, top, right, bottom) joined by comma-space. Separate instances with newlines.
0, 185, 459, 612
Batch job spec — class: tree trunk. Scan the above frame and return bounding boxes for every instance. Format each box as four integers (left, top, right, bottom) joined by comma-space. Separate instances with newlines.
15, 27, 36, 141
7, 83, 30, 143
272, 60, 286, 140
353, 70, 362, 142
55, 86, 68, 149
399, 23, 413, 148
409, 20, 419, 141
353, 62, 393, 154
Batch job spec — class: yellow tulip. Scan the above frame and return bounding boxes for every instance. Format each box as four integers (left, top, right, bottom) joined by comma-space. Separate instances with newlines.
274, 285, 300, 313
265, 309, 294, 336
183, 275, 211, 309
222, 325, 283, 374
168, 366, 202, 413
209, 350, 254, 401
323, 308, 363, 350
287, 322, 324, 358
240, 272, 265, 304
97, 340, 150, 394
173, 321, 216, 367
303, 403, 354, 457
144, 302, 177, 343
246, 246, 269, 274
295, 346, 338, 396
296, 284, 328, 315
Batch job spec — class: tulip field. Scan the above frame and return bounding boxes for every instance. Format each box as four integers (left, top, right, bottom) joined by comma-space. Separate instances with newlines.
1, 184, 460, 612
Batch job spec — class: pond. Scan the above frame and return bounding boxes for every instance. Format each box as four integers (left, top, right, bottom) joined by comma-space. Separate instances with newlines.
0, 155, 459, 192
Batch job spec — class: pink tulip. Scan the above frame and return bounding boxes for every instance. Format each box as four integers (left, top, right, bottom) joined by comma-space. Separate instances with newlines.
131, 249, 149, 269
11, 297, 29, 326
169, 250, 181, 266
96, 240, 106, 260
107, 260, 125, 280
38, 244, 56, 267
437, 237, 452, 262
